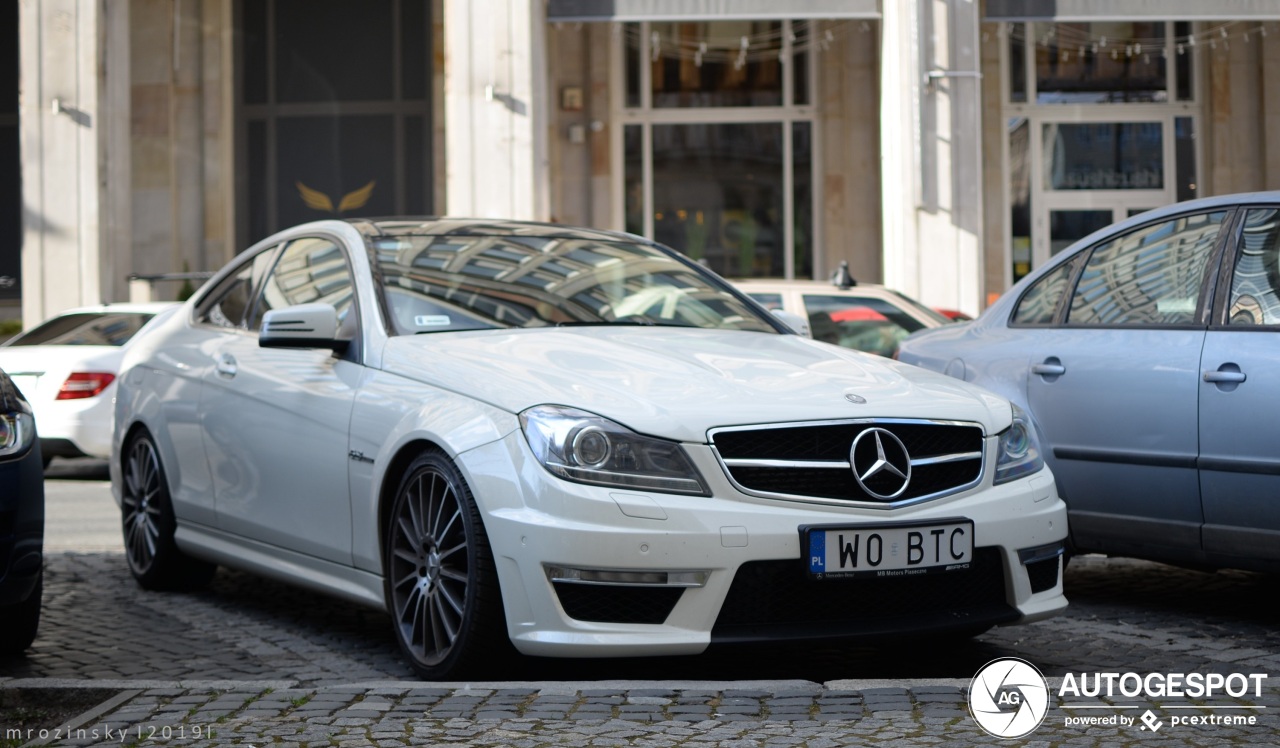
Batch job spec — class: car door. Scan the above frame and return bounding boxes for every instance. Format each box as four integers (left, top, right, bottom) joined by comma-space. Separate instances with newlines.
1198, 206, 1280, 569
200, 235, 361, 565
1023, 209, 1230, 562
155, 249, 277, 525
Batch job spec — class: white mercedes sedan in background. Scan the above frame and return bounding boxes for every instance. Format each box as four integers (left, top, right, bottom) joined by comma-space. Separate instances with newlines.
0, 302, 178, 467
111, 218, 1068, 679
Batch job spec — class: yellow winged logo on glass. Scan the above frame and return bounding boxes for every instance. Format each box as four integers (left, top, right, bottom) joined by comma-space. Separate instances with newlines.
296, 180, 376, 214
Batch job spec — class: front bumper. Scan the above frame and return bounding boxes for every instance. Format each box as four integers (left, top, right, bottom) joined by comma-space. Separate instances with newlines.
458, 431, 1068, 658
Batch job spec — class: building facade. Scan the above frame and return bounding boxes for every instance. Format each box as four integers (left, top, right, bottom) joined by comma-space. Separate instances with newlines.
9, 0, 1280, 325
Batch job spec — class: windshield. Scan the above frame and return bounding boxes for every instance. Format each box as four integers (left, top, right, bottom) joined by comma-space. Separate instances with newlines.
4, 312, 156, 346
370, 232, 779, 336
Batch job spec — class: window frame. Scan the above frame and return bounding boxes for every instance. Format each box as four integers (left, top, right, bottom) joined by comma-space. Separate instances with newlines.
999, 20, 1206, 288
1210, 206, 1280, 331
611, 19, 822, 281
1009, 208, 1236, 330
192, 244, 284, 332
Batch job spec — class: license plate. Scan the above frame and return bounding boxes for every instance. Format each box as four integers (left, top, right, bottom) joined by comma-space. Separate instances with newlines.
803, 519, 974, 579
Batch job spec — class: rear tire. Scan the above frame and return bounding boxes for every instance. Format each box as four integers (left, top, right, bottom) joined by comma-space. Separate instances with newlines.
121, 431, 216, 591
0, 568, 42, 655
384, 450, 508, 679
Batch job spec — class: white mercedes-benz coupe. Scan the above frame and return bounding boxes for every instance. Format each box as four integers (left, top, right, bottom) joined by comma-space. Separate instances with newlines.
111, 218, 1068, 679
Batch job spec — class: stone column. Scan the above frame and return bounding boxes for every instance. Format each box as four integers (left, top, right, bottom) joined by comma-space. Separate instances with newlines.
880, 0, 984, 317
444, 0, 549, 219
19, 0, 125, 323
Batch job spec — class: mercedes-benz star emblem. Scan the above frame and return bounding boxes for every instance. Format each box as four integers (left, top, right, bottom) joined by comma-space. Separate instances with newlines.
850, 427, 912, 500
844, 393, 867, 404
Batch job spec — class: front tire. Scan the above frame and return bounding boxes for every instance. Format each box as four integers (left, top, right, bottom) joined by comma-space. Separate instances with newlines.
121, 431, 216, 591
0, 569, 42, 655
385, 450, 506, 679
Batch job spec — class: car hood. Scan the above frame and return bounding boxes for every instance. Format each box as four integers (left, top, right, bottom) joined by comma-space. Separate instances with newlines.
380, 327, 1013, 443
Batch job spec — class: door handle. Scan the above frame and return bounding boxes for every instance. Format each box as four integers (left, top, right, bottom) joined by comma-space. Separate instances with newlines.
1031, 358, 1066, 377
1203, 368, 1246, 384
215, 353, 238, 378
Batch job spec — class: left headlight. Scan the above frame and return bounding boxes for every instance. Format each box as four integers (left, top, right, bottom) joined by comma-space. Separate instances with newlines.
520, 405, 709, 496
994, 403, 1044, 485
0, 412, 35, 459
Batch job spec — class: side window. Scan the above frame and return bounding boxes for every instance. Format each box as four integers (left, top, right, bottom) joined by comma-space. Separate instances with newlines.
1067, 211, 1227, 326
195, 250, 276, 329
247, 237, 356, 333
1227, 208, 1280, 326
1011, 256, 1081, 325
802, 294, 925, 356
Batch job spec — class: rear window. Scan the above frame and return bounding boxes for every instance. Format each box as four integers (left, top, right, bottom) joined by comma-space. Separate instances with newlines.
4, 313, 155, 346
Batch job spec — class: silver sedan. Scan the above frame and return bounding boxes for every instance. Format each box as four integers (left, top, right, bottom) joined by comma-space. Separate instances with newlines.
899, 191, 1280, 574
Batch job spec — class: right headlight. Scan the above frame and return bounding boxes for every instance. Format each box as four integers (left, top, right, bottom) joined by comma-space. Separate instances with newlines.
994, 403, 1044, 485
520, 405, 709, 496
0, 412, 35, 459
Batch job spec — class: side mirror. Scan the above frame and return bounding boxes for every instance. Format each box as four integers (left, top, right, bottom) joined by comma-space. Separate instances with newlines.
259, 303, 348, 351
771, 309, 812, 337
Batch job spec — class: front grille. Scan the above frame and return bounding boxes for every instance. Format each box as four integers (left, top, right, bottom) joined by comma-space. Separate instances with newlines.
553, 583, 684, 624
712, 547, 1016, 643
712, 420, 984, 504
1025, 556, 1060, 593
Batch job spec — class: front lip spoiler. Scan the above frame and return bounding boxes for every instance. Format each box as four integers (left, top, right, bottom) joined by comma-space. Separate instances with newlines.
709, 607, 1019, 646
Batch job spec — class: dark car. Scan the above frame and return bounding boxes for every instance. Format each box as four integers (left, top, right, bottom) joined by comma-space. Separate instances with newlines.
0, 367, 44, 653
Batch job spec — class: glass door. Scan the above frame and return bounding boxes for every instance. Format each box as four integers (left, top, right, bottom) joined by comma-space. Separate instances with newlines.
1003, 21, 1200, 285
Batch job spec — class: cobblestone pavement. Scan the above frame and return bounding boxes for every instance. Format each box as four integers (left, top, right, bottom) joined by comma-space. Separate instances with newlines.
1, 550, 1278, 745
2, 680, 1277, 746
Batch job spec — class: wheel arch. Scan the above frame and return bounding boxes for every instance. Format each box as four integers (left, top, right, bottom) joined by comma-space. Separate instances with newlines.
377, 437, 450, 572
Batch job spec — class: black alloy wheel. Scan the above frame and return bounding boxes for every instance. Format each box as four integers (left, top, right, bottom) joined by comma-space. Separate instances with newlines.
121, 431, 215, 590
385, 450, 505, 679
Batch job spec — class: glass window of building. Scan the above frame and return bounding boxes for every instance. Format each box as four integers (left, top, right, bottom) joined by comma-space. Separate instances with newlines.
239, 0, 433, 246
620, 20, 819, 280
1002, 21, 1199, 286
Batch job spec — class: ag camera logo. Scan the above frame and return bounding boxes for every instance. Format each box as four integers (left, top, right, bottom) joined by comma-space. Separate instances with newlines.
969, 657, 1050, 739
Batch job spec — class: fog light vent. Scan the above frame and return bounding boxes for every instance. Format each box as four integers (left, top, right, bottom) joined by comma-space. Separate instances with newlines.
552, 583, 684, 624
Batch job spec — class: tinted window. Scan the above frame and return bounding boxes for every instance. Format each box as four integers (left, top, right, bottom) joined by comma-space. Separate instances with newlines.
248, 237, 355, 332
196, 250, 277, 329
802, 294, 924, 356
1227, 208, 1280, 326
6, 313, 154, 347
1012, 257, 1081, 325
1067, 211, 1225, 326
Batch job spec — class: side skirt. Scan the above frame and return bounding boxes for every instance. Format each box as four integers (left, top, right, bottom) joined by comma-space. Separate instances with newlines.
175, 523, 386, 611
